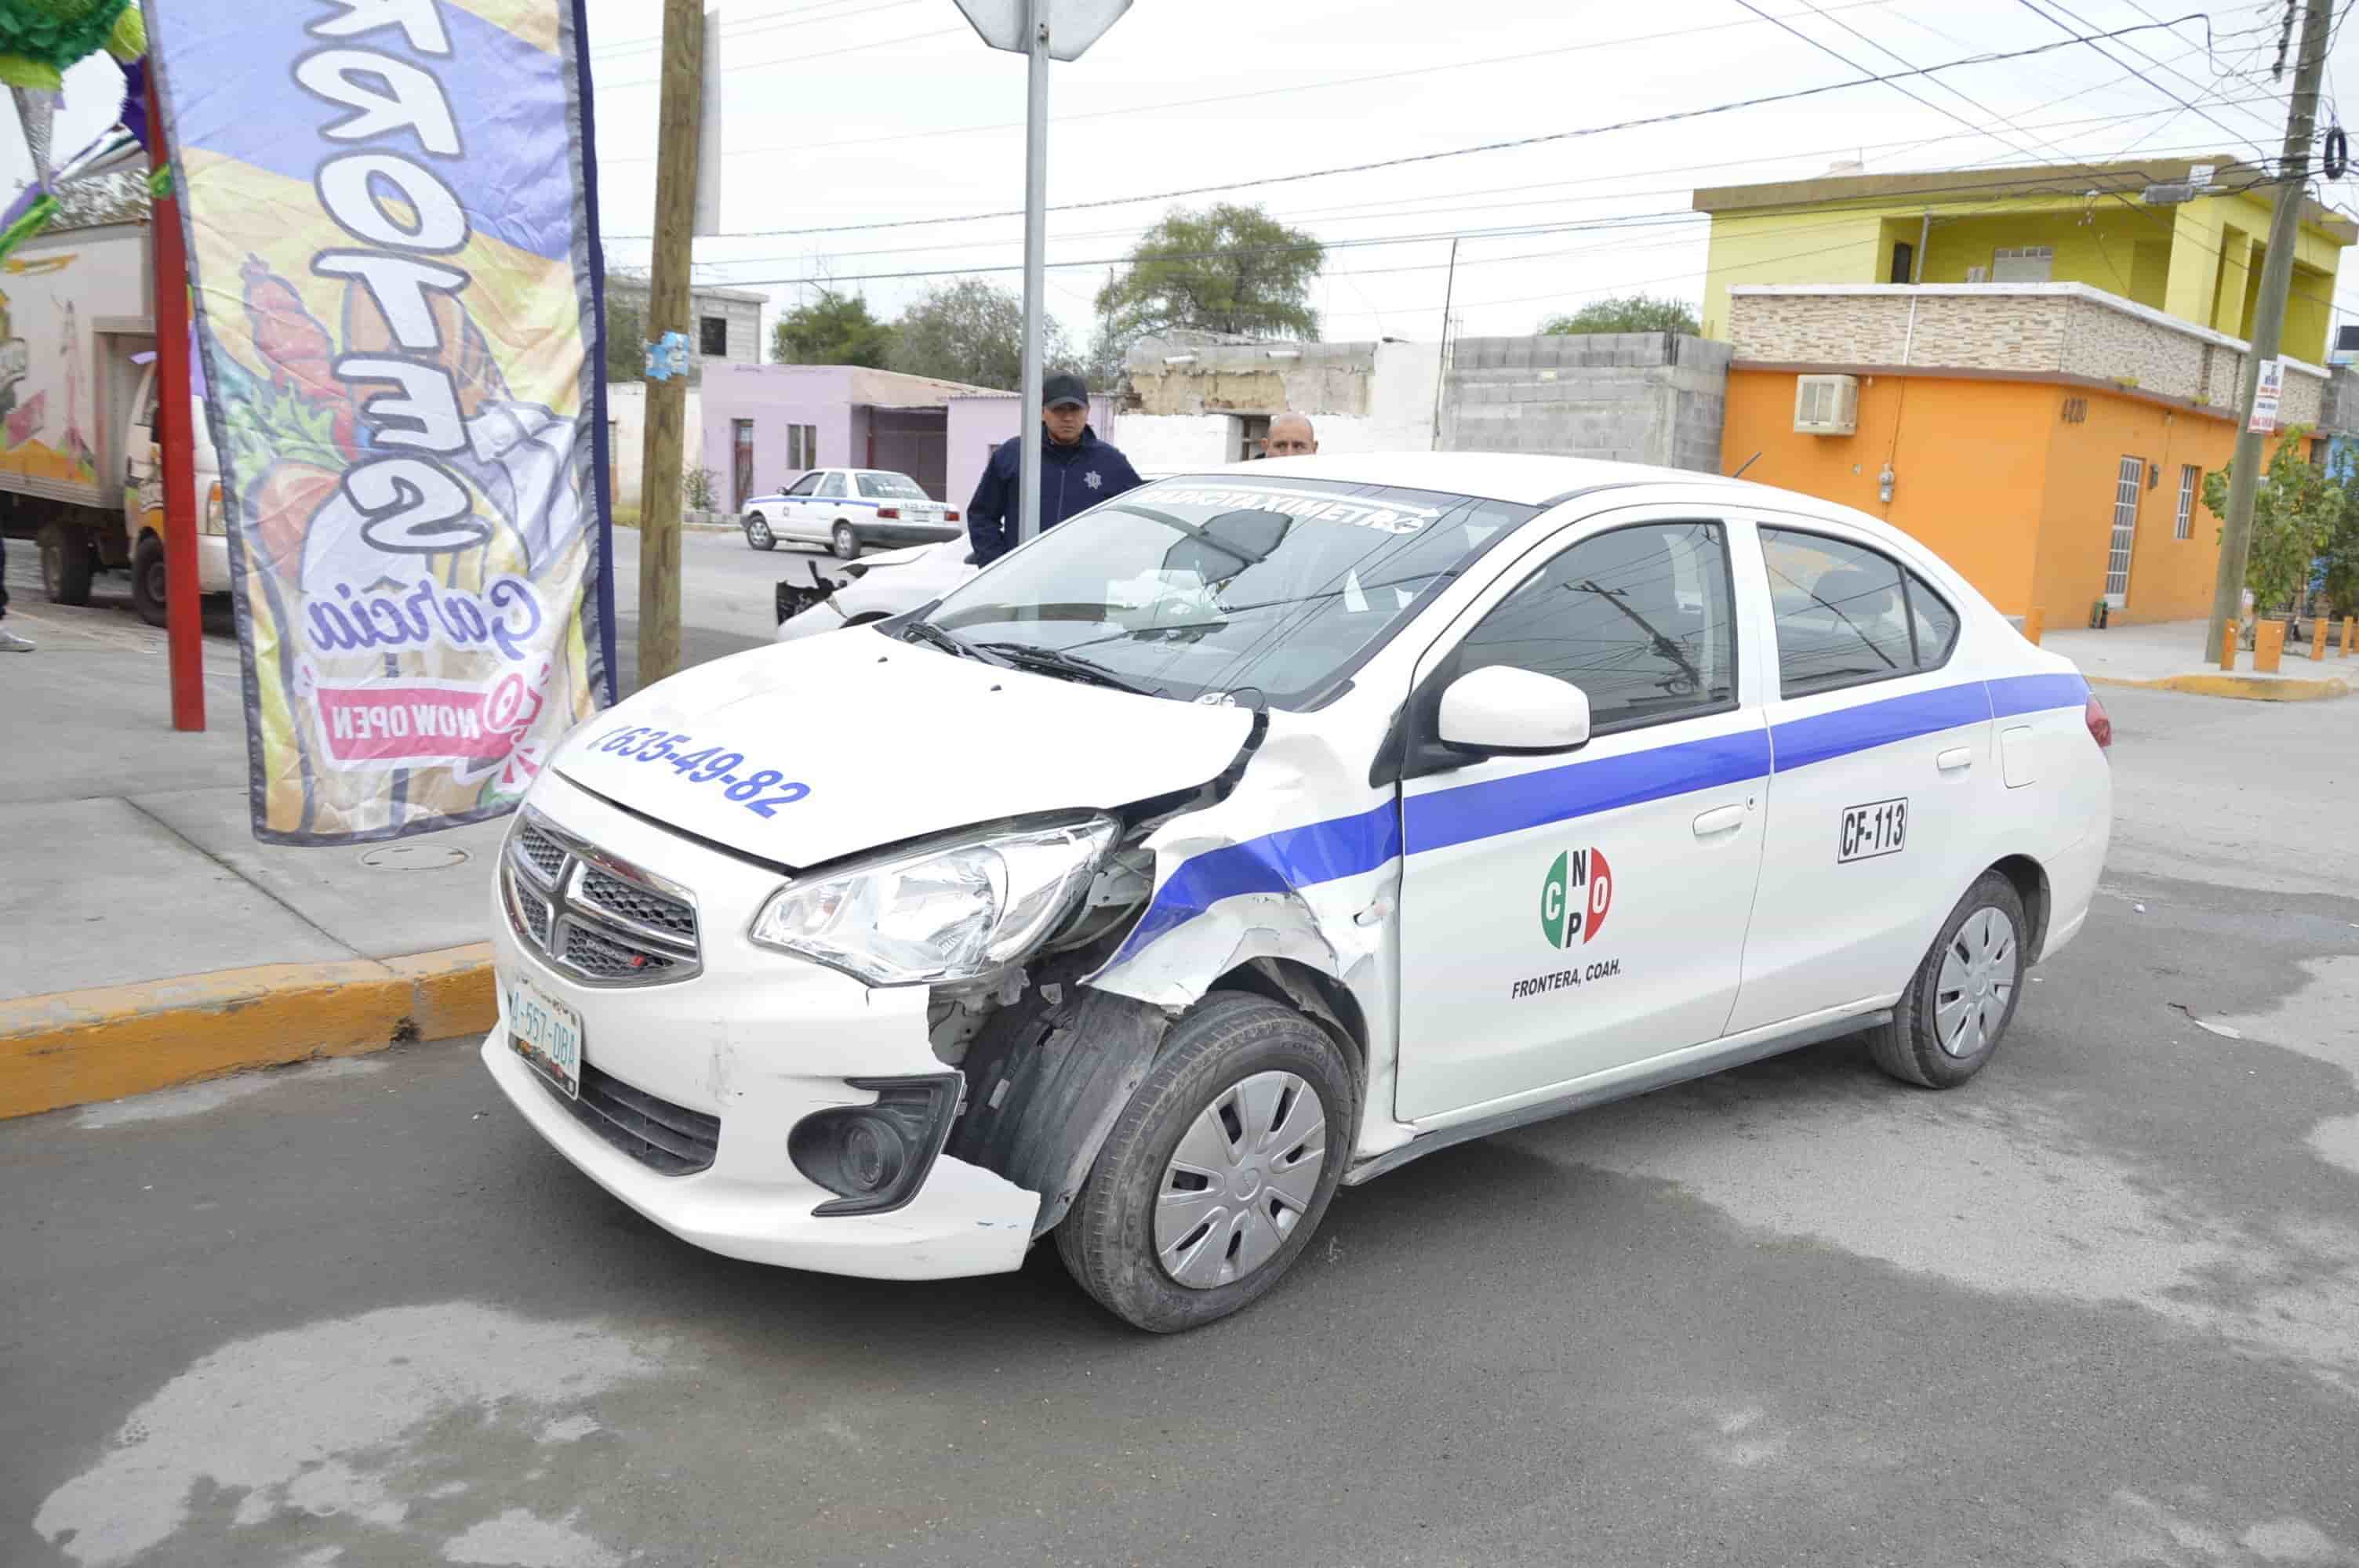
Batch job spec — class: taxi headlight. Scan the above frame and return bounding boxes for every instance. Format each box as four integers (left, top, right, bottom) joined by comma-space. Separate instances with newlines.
748, 815, 1119, 986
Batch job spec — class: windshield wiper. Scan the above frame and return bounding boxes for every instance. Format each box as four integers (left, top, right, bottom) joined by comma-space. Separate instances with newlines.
900, 615, 1012, 666
972, 641, 1160, 697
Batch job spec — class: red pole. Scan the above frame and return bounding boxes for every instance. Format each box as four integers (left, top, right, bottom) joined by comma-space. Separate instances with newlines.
147, 77, 205, 732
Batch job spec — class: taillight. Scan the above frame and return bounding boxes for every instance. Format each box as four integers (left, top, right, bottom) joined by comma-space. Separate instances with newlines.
2085, 693, 2112, 750
945, 509, 961, 522
877, 506, 900, 520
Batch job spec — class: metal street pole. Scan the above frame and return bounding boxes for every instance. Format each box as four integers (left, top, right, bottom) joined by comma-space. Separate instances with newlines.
148, 78, 203, 732
638, 0, 703, 689
1016, 0, 1050, 545
2207, 0, 2332, 662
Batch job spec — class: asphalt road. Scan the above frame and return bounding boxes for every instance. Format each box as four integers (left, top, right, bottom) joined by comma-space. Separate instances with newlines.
6, 685, 2357, 1568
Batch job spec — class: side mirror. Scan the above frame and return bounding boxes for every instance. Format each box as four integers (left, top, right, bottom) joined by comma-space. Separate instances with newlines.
1438, 666, 1591, 754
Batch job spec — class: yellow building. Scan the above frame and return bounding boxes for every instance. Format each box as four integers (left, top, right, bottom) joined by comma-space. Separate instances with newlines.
1696, 156, 2354, 364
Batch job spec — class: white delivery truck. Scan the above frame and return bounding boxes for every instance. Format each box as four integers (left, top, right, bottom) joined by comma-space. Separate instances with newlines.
0, 212, 225, 625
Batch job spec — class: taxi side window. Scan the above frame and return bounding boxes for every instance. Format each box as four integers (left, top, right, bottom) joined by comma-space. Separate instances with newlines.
1760, 528, 1960, 695
1455, 521, 1739, 733
785, 473, 823, 497
816, 472, 846, 499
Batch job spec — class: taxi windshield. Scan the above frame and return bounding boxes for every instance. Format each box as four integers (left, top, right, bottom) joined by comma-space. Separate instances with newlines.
927, 477, 1541, 708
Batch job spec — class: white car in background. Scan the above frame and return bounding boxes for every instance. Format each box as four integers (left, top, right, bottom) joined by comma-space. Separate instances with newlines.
741, 467, 961, 561
769, 472, 1177, 642
489, 453, 2112, 1333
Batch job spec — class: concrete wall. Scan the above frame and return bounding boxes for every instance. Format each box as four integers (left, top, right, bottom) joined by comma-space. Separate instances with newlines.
604, 278, 764, 380
1727, 283, 2327, 426
1441, 332, 1732, 472
1113, 339, 1442, 473
943, 394, 1121, 509
602, 381, 702, 515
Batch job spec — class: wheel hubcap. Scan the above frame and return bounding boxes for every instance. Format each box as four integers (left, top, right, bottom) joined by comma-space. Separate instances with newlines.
1155, 1070, 1326, 1290
1934, 906, 2019, 1058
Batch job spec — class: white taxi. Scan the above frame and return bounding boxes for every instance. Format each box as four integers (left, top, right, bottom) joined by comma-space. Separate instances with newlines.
740, 467, 960, 560
482, 453, 2110, 1332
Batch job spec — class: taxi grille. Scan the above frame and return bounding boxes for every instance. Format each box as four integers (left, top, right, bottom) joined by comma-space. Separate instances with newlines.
501, 812, 701, 987
543, 1062, 720, 1176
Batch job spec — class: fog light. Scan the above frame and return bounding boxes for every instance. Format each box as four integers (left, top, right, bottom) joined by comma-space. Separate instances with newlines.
787, 1074, 960, 1217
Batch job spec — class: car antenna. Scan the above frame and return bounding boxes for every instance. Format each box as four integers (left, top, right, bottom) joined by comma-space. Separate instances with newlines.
1732, 451, 1762, 480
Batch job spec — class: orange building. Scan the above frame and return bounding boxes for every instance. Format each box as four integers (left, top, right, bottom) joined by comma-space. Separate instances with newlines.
1719, 281, 2331, 626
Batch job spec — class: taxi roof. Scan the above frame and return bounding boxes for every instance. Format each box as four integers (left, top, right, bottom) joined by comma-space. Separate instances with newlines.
1191, 451, 1755, 508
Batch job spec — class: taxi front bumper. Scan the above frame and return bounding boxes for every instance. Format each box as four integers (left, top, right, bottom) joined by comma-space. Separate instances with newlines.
478, 771, 1041, 1280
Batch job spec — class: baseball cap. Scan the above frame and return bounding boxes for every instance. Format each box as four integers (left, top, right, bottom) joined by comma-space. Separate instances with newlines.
1042, 372, 1089, 408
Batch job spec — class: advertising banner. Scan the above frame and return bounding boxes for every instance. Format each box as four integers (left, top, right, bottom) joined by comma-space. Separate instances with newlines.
146, 0, 616, 843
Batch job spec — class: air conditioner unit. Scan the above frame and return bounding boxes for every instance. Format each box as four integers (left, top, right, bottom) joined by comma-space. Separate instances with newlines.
1794, 373, 1859, 436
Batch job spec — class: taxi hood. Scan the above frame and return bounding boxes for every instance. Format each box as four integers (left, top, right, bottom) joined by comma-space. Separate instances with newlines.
552, 626, 1256, 869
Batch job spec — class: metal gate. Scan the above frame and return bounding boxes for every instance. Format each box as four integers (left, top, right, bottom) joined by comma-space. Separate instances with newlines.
865, 408, 949, 500
2106, 456, 2142, 606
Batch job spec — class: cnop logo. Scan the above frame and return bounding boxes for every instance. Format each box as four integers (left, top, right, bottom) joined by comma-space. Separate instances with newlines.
1539, 847, 1613, 949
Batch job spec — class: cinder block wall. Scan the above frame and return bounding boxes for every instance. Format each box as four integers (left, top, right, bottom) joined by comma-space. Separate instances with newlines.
1441, 333, 1733, 471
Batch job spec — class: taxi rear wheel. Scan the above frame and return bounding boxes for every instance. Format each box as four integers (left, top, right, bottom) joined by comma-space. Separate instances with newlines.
832, 522, 860, 560
1867, 870, 2027, 1089
1056, 993, 1351, 1333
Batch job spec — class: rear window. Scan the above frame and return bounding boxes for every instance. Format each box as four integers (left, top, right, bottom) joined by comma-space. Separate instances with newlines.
1760, 528, 1961, 696
858, 473, 928, 500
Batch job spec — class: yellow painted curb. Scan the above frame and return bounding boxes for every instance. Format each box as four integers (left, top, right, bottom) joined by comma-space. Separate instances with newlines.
2085, 673, 2352, 702
0, 944, 496, 1120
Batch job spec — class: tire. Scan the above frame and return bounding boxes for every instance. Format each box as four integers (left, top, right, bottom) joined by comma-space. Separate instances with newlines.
831, 521, 859, 561
130, 534, 169, 627
38, 521, 95, 606
743, 514, 776, 551
1866, 870, 2029, 1089
1056, 992, 1353, 1333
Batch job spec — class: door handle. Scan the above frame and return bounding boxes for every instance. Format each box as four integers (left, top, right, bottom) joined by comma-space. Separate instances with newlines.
1692, 804, 1746, 837
1936, 747, 1973, 772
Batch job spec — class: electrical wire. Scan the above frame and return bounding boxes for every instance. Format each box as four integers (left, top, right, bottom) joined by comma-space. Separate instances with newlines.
600, 18, 2221, 241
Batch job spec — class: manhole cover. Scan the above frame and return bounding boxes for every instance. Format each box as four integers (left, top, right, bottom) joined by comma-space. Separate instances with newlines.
358, 844, 472, 872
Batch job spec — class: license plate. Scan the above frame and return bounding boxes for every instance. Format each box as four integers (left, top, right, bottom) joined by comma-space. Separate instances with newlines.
507, 977, 583, 1099
1839, 797, 1909, 863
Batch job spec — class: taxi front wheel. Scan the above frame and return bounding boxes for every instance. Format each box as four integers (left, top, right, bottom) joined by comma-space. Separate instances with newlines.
1867, 870, 2028, 1090
1056, 993, 1352, 1333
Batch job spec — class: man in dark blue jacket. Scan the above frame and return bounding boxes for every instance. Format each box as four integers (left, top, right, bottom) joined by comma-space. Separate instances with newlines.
966, 371, 1145, 565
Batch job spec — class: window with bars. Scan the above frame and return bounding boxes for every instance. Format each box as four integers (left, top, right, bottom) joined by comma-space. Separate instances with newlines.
2106, 456, 2143, 602
2175, 465, 2199, 540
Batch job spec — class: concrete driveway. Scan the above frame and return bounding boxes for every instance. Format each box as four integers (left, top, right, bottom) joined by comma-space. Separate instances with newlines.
5, 685, 2357, 1568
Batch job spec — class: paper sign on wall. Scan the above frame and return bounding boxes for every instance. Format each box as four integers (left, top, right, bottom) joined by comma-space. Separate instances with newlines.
2249, 358, 2285, 433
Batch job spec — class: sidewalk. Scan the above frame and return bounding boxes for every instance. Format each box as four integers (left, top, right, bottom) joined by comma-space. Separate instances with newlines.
2044, 618, 2354, 701
1, 568, 502, 1116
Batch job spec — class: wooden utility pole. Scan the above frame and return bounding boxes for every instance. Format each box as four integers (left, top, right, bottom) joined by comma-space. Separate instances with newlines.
637, 0, 703, 689
2207, 0, 2332, 663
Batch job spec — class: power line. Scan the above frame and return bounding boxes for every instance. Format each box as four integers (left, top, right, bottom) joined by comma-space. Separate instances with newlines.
2014, 0, 2280, 160
601, 16, 2223, 241
588, 0, 918, 60
597, 0, 1924, 164
594, 23, 961, 89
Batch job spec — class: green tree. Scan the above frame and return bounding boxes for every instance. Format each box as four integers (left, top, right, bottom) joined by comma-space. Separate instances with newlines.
1093, 203, 1323, 354
602, 297, 644, 380
770, 289, 896, 367
1540, 294, 1701, 336
2200, 426, 2341, 623
889, 278, 1073, 390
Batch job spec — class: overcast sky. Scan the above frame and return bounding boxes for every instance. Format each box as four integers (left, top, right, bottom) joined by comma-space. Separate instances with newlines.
9, 0, 2357, 358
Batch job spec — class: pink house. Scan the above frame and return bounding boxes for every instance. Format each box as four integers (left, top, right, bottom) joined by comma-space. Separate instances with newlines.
699, 363, 1122, 511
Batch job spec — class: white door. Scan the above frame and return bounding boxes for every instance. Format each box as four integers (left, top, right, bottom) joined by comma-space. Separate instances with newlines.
811, 470, 849, 541
777, 470, 823, 539
2106, 456, 2142, 608
1725, 521, 1994, 1033
1393, 513, 1771, 1123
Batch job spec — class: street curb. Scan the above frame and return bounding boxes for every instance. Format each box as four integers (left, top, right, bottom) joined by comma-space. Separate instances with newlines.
0, 944, 496, 1120
2085, 672, 2351, 702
